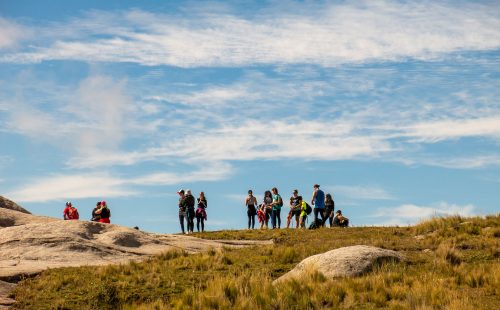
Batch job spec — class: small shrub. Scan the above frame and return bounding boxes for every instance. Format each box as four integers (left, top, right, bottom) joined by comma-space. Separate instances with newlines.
436, 243, 462, 265
278, 247, 297, 264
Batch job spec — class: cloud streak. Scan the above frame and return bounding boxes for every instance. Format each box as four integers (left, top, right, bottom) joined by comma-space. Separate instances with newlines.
329, 185, 395, 200
372, 202, 476, 226
7, 162, 232, 202
0, 17, 31, 49
1, 2, 499, 67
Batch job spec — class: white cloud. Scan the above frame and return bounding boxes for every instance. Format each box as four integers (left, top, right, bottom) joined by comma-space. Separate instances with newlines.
372, 202, 476, 226
418, 155, 500, 169
403, 116, 500, 142
6, 173, 137, 203
71, 75, 135, 154
66, 119, 392, 168
0, 17, 31, 49
329, 185, 395, 200
224, 194, 246, 204
6, 162, 232, 202
4, 74, 140, 155
2, 2, 499, 66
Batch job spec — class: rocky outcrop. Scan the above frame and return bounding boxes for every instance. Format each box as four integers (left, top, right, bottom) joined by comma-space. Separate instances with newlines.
275, 245, 403, 283
0, 196, 30, 214
0, 280, 15, 308
0, 198, 272, 281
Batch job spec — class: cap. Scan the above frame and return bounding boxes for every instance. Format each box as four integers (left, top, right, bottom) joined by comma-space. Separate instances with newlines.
177, 189, 184, 194
313, 184, 320, 188
66, 201, 72, 206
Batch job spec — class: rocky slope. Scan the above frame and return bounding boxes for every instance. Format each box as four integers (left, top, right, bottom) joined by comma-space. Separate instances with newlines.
0, 197, 271, 307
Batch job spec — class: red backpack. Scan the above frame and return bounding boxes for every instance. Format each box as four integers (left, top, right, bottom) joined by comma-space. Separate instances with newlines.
67, 207, 79, 220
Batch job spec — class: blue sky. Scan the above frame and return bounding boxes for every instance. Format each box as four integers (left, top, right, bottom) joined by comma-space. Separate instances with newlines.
0, 0, 499, 233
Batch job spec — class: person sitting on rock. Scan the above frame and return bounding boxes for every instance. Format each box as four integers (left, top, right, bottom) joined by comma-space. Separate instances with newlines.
333, 210, 349, 227
63, 202, 79, 220
91, 201, 101, 222
95, 201, 111, 224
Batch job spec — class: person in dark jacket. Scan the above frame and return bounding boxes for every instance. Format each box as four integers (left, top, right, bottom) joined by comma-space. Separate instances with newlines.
177, 189, 186, 234
95, 201, 111, 224
324, 193, 335, 227
333, 210, 349, 227
184, 189, 196, 234
91, 201, 101, 222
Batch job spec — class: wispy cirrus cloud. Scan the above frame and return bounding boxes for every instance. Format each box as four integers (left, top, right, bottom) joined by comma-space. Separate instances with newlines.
1, 2, 499, 67
372, 202, 476, 226
328, 185, 395, 200
6, 162, 232, 202
4, 74, 144, 155
0, 17, 31, 49
402, 117, 500, 142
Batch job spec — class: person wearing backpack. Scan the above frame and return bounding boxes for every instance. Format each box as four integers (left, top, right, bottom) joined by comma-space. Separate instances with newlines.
271, 187, 283, 229
299, 200, 308, 228
195, 191, 207, 232
311, 184, 326, 227
63, 202, 79, 220
96, 201, 111, 224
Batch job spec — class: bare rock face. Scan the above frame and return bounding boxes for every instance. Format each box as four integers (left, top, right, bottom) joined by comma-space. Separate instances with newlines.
275, 245, 403, 283
0, 196, 30, 214
0, 280, 16, 308
0, 197, 272, 282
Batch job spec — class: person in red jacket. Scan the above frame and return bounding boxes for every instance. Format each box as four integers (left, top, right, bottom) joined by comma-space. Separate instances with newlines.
63, 202, 79, 220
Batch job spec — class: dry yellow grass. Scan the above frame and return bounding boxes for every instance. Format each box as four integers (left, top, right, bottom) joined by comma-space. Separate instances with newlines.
12, 214, 500, 309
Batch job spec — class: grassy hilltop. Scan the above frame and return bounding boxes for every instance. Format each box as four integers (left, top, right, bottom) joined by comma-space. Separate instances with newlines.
13, 215, 500, 309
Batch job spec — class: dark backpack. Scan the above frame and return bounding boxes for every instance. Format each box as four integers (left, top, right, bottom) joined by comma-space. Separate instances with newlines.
308, 219, 323, 230
100, 207, 111, 218
305, 203, 312, 215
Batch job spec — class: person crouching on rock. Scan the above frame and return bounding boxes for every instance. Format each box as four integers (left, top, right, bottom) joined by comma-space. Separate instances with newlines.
333, 210, 349, 227
91, 201, 101, 222
63, 202, 79, 220
95, 201, 111, 224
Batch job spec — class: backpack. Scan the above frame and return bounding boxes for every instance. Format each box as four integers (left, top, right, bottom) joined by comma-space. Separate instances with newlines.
100, 207, 111, 218
308, 219, 323, 230
68, 207, 79, 220
278, 195, 283, 207
305, 203, 312, 215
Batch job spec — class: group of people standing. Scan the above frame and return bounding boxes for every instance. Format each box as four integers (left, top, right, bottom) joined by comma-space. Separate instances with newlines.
177, 189, 208, 234
245, 184, 348, 229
